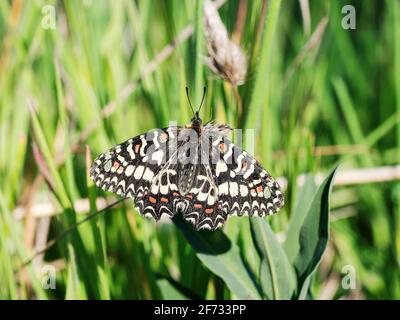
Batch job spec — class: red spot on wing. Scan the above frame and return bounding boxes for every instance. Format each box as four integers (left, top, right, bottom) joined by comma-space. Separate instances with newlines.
149, 196, 157, 204
113, 161, 120, 169
160, 133, 168, 143
135, 144, 141, 153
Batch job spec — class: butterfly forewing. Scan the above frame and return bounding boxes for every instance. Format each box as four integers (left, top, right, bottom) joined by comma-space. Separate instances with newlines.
90, 127, 179, 206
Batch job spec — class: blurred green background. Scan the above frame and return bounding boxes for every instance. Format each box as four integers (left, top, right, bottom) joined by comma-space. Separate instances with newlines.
0, 0, 399, 300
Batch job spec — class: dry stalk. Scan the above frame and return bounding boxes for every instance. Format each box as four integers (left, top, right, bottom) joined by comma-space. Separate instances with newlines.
203, 0, 247, 86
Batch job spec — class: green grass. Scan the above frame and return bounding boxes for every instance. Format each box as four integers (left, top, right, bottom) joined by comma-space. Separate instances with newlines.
0, 0, 399, 300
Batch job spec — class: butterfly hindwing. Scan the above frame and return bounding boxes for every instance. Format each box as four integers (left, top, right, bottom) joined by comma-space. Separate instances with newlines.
136, 156, 182, 220
181, 161, 226, 230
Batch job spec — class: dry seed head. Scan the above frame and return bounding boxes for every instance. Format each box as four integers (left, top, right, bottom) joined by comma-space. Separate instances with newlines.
203, 0, 247, 86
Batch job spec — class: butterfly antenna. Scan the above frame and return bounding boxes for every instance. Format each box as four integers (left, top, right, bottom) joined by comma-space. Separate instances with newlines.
197, 86, 207, 114
185, 87, 195, 117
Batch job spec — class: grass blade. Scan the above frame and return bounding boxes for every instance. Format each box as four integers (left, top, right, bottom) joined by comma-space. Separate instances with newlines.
243, 0, 281, 129
250, 217, 296, 300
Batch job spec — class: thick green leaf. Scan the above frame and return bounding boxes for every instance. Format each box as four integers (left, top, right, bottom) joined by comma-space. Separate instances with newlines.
293, 167, 338, 298
157, 279, 190, 300
173, 215, 261, 300
284, 174, 317, 263
250, 217, 296, 300
297, 275, 312, 300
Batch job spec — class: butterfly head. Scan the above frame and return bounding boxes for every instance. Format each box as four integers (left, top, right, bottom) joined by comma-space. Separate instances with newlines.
191, 111, 202, 126
186, 86, 206, 132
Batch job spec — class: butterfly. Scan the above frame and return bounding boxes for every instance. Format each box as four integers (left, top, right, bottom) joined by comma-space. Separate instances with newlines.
90, 88, 284, 230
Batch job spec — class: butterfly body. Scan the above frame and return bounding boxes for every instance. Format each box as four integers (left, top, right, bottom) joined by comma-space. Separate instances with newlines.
186, 111, 203, 135
90, 115, 284, 230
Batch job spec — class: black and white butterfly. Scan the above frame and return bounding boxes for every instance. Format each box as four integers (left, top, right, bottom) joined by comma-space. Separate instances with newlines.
90, 88, 284, 230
